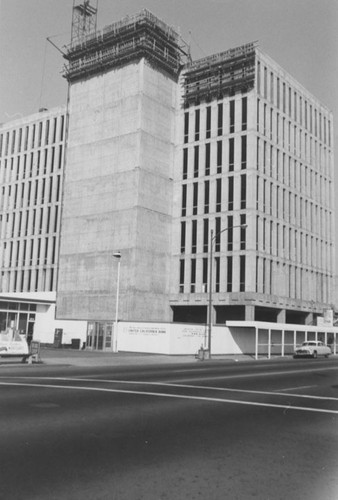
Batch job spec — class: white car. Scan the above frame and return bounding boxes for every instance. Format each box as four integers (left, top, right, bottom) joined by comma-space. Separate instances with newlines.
293, 341, 332, 359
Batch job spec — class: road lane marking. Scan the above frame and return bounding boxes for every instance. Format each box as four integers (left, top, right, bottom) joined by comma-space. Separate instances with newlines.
5, 376, 337, 402
278, 385, 317, 392
0, 380, 337, 415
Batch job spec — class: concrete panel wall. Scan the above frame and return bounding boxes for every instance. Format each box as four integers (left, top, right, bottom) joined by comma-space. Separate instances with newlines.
57, 59, 177, 323
117, 322, 254, 355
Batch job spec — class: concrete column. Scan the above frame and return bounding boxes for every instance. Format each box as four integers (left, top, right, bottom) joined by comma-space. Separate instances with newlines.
305, 312, 314, 325
277, 309, 286, 323
245, 305, 255, 321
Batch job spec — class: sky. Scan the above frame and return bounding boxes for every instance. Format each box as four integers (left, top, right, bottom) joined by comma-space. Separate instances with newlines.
1, 0, 337, 125
0, 1, 338, 256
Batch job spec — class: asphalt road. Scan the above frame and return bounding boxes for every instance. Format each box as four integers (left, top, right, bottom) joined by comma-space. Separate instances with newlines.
1, 358, 338, 500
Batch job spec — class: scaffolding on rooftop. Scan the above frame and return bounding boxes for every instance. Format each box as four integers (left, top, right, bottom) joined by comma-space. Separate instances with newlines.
182, 41, 257, 105
63, 9, 190, 83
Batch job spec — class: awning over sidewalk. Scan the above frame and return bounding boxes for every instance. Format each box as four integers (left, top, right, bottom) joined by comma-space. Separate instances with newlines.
226, 321, 338, 359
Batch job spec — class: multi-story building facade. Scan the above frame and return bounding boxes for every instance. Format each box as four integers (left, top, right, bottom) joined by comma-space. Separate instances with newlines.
0, 8, 335, 351
170, 45, 335, 326
0, 107, 86, 343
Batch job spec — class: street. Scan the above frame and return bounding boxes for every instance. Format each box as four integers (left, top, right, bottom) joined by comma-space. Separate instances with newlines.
1, 358, 338, 500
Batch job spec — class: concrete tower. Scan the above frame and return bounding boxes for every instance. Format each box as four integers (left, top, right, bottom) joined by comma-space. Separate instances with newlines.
56, 9, 189, 324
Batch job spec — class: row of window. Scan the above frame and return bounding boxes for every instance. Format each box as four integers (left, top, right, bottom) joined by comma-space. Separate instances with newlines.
183, 136, 247, 179
0, 174, 62, 213
0, 266, 56, 293
0, 114, 65, 157
183, 97, 247, 143
1, 235, 59, 269
0, 301, 37, 312
0, 204, 60, 240
179, 254, 246, 294
178, 255, 331, 303
255, 258, 331, 304
257, 139, 332, 201
257, 60, 331, 145
257, 102, 332, 177
181, 175, 246, 217
256, 217, 333, 270
0, 145, 63, 183
256, 178, 333, 238
180, 215, 247, 255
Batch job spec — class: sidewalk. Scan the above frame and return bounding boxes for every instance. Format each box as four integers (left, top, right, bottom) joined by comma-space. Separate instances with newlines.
0, 347, 255, 367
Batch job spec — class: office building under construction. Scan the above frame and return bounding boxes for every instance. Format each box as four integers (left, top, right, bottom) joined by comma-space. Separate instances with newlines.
0, 5, 335, 353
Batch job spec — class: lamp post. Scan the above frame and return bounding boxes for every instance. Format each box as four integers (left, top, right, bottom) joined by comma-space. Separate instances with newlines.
113, 251, 121, 353
208, 224, 247, 359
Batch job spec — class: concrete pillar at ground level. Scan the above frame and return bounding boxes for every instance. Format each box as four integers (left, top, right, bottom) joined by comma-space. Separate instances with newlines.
245, 305, 255, 321
277, 309, 286, 323
305, 312, 314, 325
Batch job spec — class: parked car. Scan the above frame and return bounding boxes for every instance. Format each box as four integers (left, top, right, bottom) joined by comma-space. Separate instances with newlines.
293, 341, 331, 359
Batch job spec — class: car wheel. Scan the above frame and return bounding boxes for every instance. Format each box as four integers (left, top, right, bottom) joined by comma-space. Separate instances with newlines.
313, 351, 317, 359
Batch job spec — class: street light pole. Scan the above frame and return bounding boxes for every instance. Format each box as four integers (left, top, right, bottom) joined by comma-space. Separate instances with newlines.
208, 224, 247, 359
113, 251, 121, 353
208, 229, 214, 357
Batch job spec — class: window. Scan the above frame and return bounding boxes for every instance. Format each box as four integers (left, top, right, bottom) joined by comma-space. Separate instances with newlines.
54, 206, 58, 233
216, 179, 221, 212
257, 61, 261, 94
270, 72, 274, 103
215, 257, 220, 292
227, 256, 232, 292
227, 215, 233, 251
203, 219, 209, 252
263, 66, 267, 99
45, 120, 50, 145
240, 214, 246, 250
31, 125, 36, 149
217, 103, 223, 135
194, 146, 199, 177
56, 175, 61, 201
38, 122, 43, 147
228, 177, 234, 210
215, 217, 221, 252
203, 258, 208, 292
180, 222, 186, 253
217, 141, 222, 173
179, 259, 185, 293
52, 236, 56, 264
181, 184, 187, 216
205, 143, 210, 175
183, 148, 188, 179
195, 109, 200, 141
193, 182, 198, 215
53, 117, 57, 143
191, 220, 197, 254
190, 258, 196, 293
241, 136, 247, 169
60, 116, 65, 141
240, 255, 245, 292
204, 180, 209, 214
242, 96, 247, 131
229, 100, 235, 133
206, 106, 211, 139
229, 138, 234, 171
184, 112, 189, 143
